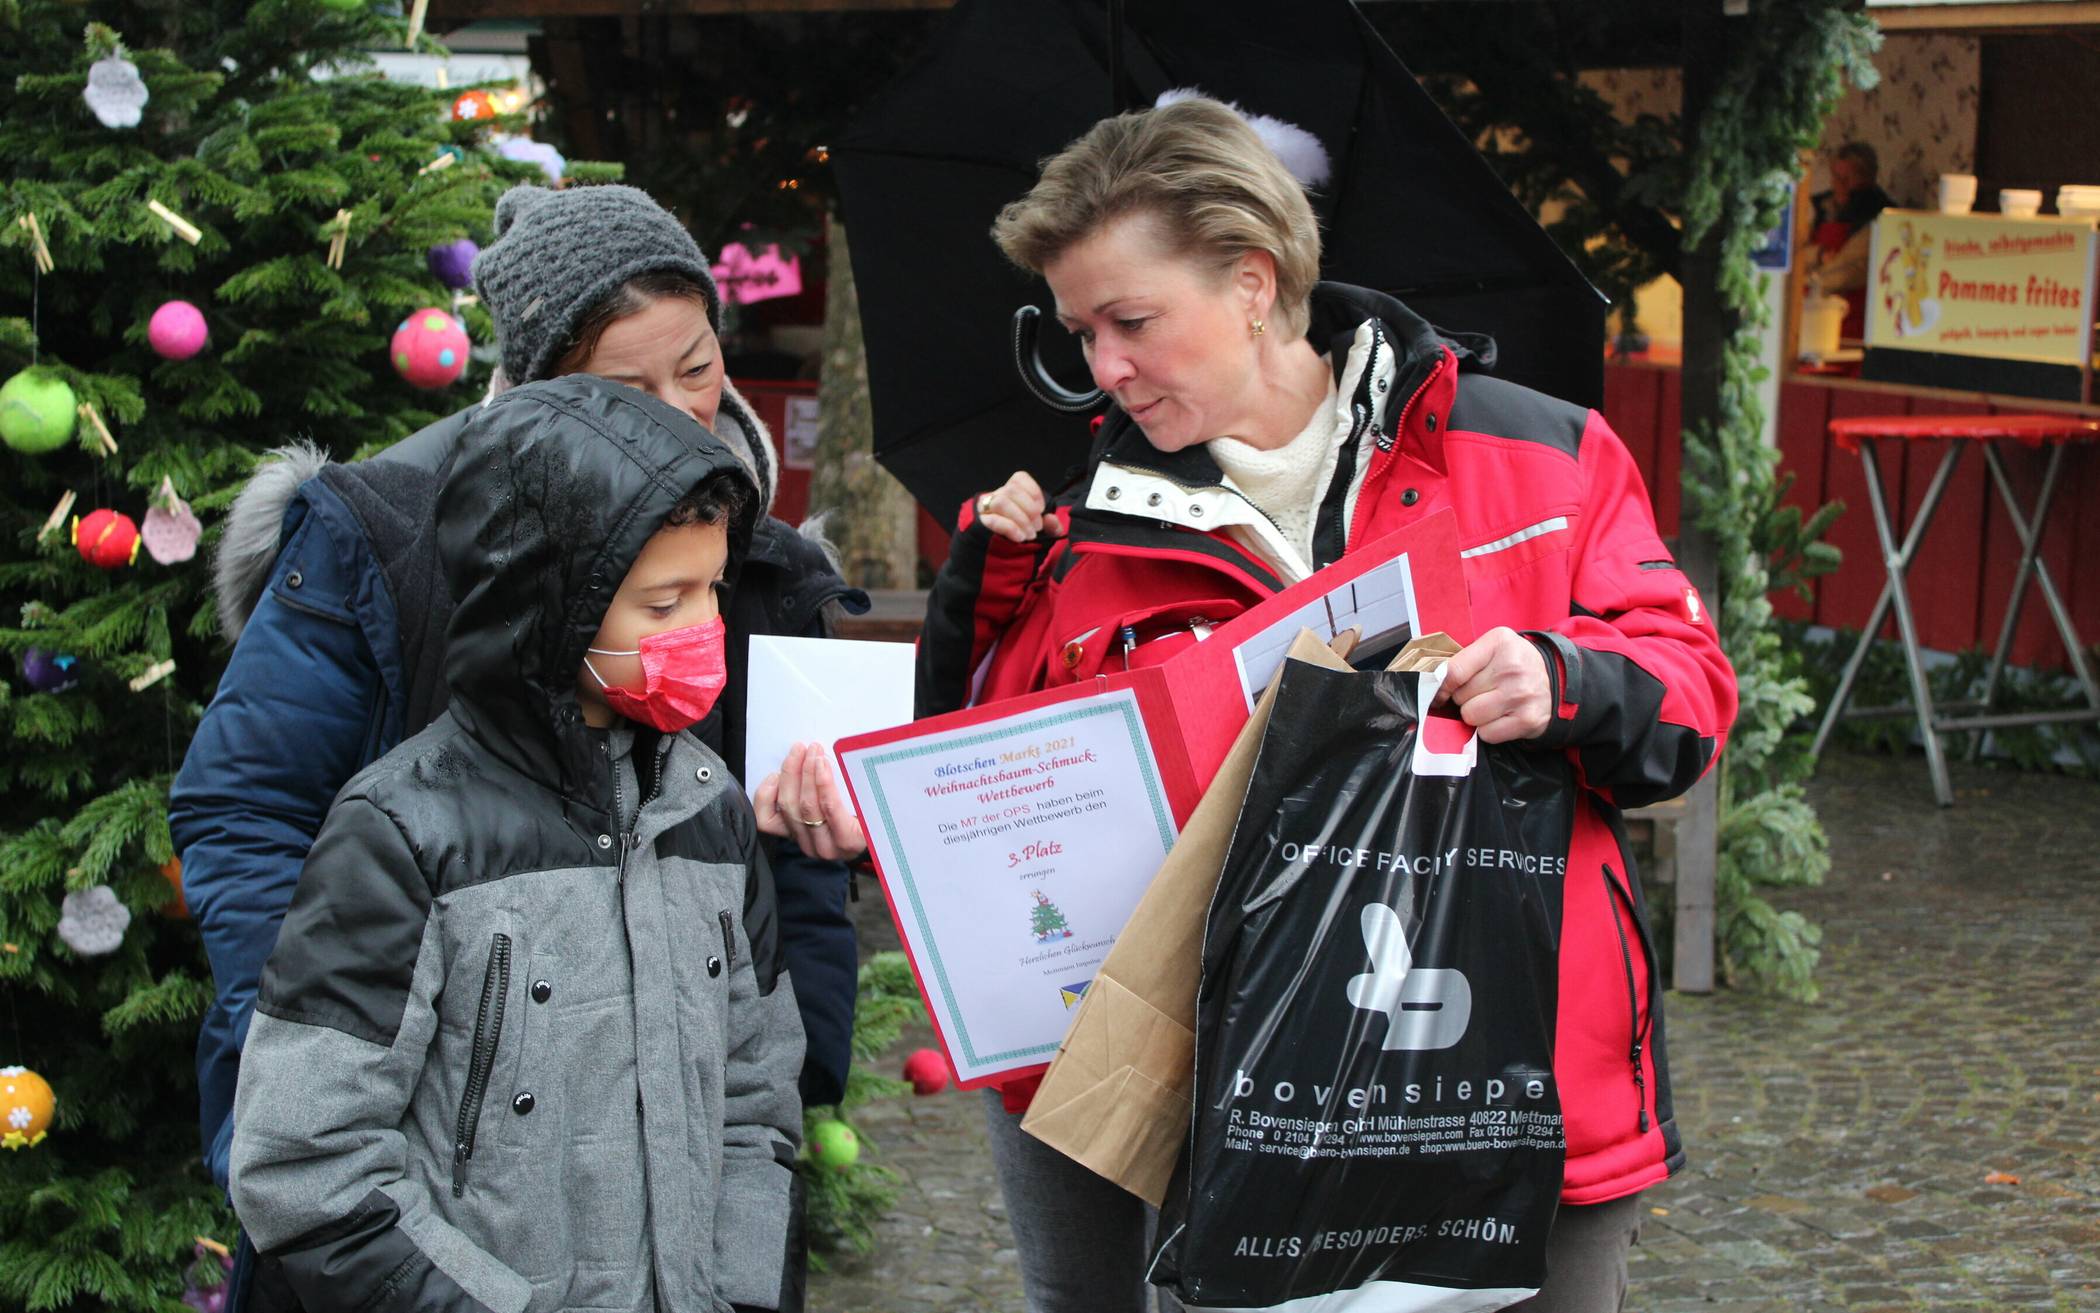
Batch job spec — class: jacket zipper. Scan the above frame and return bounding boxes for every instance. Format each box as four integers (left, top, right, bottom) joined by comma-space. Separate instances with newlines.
452, 932, 512, 1196
718, 909, 737, 973
611, 737, 671, 877
1601, 865, 1653, 1135
1346, 345, 1445, 550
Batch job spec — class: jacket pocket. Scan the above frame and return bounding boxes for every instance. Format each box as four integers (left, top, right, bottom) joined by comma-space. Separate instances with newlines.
1049, 596, 1238, 683
453, 932, 511, 1197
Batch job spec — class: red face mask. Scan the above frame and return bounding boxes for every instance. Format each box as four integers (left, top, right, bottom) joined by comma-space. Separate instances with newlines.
584, 617, 729, 733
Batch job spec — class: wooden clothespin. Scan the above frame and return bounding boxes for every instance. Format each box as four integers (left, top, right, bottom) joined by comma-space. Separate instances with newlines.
193, 1236, 231, 1261
129, 658, 176, 693
434, 65, 449, 91
417, 151, 457, 177
325, 209, 352, 270
146, 199, 202, 245
17, 213, 54, 274
405, 0, 429, 48
77, 401, 117, 457
38, 491, 78, 545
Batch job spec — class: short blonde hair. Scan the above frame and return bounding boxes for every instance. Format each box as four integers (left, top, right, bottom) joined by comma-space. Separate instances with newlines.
991, 96, 1322, 340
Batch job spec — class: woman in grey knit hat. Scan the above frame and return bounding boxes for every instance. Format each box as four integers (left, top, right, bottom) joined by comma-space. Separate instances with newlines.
473, 184, 869, 861
176, 181, 869, 1313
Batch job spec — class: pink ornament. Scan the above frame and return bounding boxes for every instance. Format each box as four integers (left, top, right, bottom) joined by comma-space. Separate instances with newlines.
143, 479, 202, 565
902, 1047, 950, 1096
390, 308, 471, 390
712, 242, 804, 306
148, 300, 209, 360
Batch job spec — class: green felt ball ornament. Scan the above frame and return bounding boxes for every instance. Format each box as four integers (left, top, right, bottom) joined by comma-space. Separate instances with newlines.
808, 1118, 861, 1172
0, 370, 78, 455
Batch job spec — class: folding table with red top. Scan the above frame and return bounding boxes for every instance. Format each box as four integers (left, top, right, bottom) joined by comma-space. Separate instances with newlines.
1810, 413, 2100, 805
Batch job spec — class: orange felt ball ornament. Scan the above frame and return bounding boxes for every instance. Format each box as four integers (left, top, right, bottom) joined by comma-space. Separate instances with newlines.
1, 1066, 55, 1150
73, 509, 142, 569
450, 90, 496, 123
161, 857, 189, 919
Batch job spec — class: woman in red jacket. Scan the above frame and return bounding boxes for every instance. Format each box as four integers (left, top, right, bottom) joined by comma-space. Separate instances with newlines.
917, 96, 1736, 1313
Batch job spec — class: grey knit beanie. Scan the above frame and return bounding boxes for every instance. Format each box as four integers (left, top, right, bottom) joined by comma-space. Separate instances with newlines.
472, 184, 722, 386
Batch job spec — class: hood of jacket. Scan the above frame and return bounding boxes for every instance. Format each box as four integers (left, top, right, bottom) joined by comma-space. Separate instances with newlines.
436, 374, 759, 795
211, 380, 780, 645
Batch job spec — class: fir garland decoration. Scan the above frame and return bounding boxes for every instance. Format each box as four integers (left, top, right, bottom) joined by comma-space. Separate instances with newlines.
1680, 1, 1881, 1001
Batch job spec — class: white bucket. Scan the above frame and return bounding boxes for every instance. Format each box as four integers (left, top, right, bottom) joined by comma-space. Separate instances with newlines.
1799, 293, 1847, 360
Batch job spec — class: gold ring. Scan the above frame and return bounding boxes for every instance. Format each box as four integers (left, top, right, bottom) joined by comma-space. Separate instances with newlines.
800, 814, 827, 827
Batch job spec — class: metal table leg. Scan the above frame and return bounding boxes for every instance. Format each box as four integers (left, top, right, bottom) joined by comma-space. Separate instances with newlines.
1972, 443, 2100, 721
1861, 440, 1955, 804
1811, 439, 1966, 784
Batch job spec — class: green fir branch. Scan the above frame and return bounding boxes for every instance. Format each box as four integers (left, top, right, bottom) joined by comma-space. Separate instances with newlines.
1680, 2, 1880, 998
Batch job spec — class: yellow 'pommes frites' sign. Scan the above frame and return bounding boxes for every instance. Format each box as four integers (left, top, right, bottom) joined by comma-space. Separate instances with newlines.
1867, 209, 2098, 367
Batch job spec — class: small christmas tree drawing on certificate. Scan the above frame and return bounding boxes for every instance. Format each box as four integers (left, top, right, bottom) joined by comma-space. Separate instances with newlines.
1030, 889, 1074, 943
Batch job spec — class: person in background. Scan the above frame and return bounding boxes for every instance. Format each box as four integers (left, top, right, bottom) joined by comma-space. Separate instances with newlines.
171, 183, 865, 1313
920, 95, 1736, 1313
1803, 141, 1893, 337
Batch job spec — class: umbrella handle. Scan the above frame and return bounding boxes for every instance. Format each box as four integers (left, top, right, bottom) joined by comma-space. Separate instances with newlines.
1012, 306, 1104, 414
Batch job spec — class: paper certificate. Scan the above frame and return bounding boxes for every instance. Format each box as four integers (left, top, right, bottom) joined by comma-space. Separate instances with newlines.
1229, 550, 1420, 710
840, 689, 1179, 1087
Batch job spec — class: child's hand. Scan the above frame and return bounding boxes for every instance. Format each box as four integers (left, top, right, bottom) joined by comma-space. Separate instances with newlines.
753, 742, 867, 863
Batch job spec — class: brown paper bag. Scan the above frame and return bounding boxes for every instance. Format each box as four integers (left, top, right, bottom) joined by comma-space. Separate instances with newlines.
1017, 629, 1348, 1203
1019, 629, 1464, 1203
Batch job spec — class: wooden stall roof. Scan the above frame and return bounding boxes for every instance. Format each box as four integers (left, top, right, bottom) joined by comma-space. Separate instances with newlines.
430, 0, 952, 17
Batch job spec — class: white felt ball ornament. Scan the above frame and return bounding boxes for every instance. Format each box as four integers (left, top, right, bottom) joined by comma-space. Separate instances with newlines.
143, 481, 203, 565
148, 300, 209, 360
496, 137, 566, 184
84, 57, 150, 129
390, 309, 471, 390
57, 885, 131, 956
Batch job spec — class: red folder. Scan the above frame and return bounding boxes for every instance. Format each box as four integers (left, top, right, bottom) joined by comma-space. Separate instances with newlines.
1139, 510, 1472, 796
833, 510, 1472, 1088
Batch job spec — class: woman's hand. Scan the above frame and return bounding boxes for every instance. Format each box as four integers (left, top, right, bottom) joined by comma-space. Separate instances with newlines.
1439, 627, 1553, 744
973, 470, 1064, 544
753, 742, 868, 862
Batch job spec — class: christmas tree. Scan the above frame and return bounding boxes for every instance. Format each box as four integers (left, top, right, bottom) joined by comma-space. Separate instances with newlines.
1030, 890, 1072, 943
0, 3, 567, 1306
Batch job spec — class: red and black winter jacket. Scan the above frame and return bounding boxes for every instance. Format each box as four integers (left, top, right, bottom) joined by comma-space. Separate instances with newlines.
916, 283, 1736, 1206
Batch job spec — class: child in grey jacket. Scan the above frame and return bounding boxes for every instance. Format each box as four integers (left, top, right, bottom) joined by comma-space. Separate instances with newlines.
229, 375, 804, 1313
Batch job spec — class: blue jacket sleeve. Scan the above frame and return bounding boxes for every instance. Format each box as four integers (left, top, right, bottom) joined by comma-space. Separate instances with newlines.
169, 506, 388, 1190
769, 837, 856, 1108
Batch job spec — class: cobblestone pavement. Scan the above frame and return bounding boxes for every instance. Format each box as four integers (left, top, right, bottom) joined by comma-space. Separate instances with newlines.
809, 750, 2100, 1312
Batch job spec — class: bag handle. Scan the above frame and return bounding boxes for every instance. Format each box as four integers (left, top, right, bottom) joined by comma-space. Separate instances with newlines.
1410, 665, 1478, 777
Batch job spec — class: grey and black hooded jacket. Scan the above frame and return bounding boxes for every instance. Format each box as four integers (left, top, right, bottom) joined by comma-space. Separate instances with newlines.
229, 377, 804, 1313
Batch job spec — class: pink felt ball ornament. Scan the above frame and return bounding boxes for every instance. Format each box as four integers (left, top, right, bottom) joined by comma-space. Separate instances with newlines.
148, 300, 209, 360
390, 309, 471, 390
902, 1048, 950, 1096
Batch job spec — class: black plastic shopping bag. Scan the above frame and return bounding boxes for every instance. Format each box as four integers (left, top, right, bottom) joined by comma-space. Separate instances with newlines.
1151, 651, 1572, 1311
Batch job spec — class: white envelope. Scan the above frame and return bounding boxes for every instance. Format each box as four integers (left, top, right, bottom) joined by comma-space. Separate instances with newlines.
744, 635, 917, 784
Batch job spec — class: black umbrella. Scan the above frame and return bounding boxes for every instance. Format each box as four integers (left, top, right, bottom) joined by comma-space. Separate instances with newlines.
835, 0, 1605, 521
